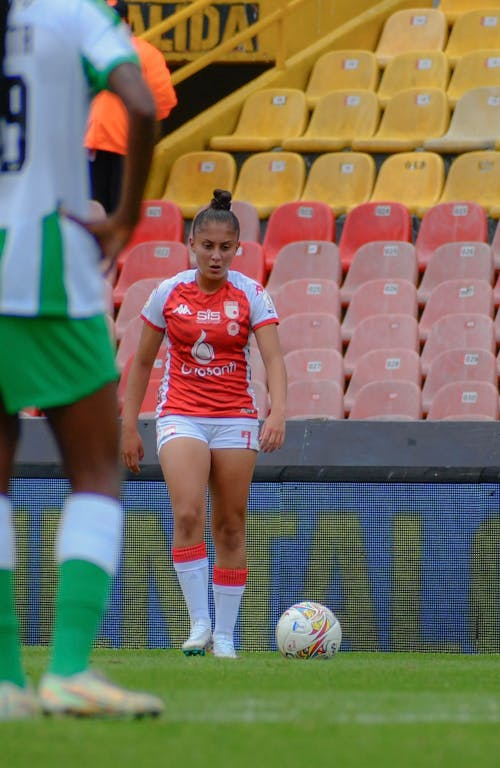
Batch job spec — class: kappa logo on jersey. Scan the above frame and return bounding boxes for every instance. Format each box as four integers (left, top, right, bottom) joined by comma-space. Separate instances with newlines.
197, 309, 221, 323
191, 330, 215, 364
172, 303, 193, 316
224, 301, 239, 319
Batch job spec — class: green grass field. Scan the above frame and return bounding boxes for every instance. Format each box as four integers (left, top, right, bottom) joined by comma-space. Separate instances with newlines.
2, 648, 499, 768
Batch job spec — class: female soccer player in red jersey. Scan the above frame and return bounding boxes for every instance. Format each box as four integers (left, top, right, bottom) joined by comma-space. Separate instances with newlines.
121, 189, 287, 658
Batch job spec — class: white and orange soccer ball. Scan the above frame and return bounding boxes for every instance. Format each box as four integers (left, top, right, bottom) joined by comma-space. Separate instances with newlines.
275, 601, 342, 659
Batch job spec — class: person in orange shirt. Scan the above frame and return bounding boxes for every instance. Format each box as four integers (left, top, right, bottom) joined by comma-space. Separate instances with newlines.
85, 0, 177, 213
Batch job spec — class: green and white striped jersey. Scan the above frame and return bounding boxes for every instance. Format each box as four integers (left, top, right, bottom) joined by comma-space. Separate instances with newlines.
0, 0, 138, 317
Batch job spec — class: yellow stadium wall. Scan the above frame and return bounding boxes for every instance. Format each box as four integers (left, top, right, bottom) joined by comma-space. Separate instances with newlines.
146, 0, 433, 198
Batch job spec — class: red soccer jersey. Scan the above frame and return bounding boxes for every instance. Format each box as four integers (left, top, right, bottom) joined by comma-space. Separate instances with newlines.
140, 270, 278, 418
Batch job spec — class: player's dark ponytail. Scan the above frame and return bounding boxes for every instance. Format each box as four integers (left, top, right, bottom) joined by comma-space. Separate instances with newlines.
192, 189, 240, 238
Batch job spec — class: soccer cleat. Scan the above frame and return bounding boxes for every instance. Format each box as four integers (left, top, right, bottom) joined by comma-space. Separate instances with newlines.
38, 670, 164, 719
182, 622, 213, 656
213, 634, 238, 659
0, 682, 41, 721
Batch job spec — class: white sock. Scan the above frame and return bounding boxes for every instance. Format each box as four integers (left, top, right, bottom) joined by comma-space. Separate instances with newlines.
172, 544, 210, 629
0, 495, 15, 569
212, 567, 247, 640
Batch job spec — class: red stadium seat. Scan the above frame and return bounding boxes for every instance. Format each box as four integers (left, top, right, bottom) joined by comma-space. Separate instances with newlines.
284, 348, 344, 389
266, 241, 341, 290
115, 278, 160, 340
419, 279, 494, 341
271, 278, 341, 320
115, 316, 144, 372
422, 348, 497, 414
117, 348, 167, 412
117, 200, 184, 270
343, 314, 419, 376
231, 200, 261, 243
418, 242, 493, 305
348, 381, 423, 420
420, 314, 496, 376
286, 380, 344, 420
490, 219, 500, 271
338, 202, 412, 273
262, 201, 335, 275
415, 202, 488, 272
426, 381, 499, 420
341, 278, 418, 342
341, 241, 417, 305
230, 242, 266, 284
278, 312, 342, 356
344, 348, 421, 414
113, 241, 189, 308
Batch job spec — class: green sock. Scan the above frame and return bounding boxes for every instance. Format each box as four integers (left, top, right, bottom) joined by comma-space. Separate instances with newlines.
0, 569, 25, 687
49, 559, 111, 677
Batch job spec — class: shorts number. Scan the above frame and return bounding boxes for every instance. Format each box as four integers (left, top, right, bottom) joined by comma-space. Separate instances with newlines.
241, 430, 252, 449
1, 76, 28, 173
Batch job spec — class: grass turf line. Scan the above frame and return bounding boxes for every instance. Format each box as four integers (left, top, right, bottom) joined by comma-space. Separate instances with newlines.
1, 648, 499, 768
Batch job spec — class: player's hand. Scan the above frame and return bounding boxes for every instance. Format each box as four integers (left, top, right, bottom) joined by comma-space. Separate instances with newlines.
62, 208, 134, 276
120, 425, 145, 474
259, 412, 286, 453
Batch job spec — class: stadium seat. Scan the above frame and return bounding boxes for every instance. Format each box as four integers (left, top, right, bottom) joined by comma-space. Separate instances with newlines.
340, 241, 417, 305
230, 200, 261, 243
282, 90, 380, 153
162, 151, 236, 218
437, 151, 500, 216
278, 312, 342, 356
420, 313, 496, 376
271, 278, 341, 320
417, 242, 494, 305
304, 49, 379, 109
232, 152, 306, 219
344, 348, 421, 414
343, 314, 419, 376
424, 87, 500, 153
369, 151, 445, 216
283, 348, 344, 389
415, 201, 489, 272
266, 241, 341, 291
419, 279, 494, 341
230, 242, 266, 284
377, 51, 449, 107
495, 305, 500, 341
209, 88, 307, 151
421, 349, 497, 414
439, 0, 500, 24
286, 380, 344, 420
261, 200, 335, 274
115, 278, 160, 340
300, 152, 376, 216
447, 51, 500, 107
117, 348, 166, 412
338, 201, 412, 273
489, 219, 500, 270
426, 381, 499, 420
374, 9, 447, 68
113, 241, 189, 308
341, 278, 418, 342
348, 381, 423, 420
352, 88, 449, 153
117, 200, 184, 270
115, 316, 144, 372
445, 10, 500, 66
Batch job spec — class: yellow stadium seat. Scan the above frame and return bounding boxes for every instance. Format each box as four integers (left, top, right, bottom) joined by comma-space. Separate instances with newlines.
304, 49, 379, 109
447, 50, 500, 107
439, 0, 500, 25
425, 87, 500, 153
370, 152, 445, 216
375, 9, 447, 68
377, 51, 449, 107
209, 89, 307, 152
438, 151, 500, 216
352, 87, 449, 153
232, 152, 306, 219
162, 151, 236, 218
445, 10, 500, 66
300, 152, 376, 216
282, 90, 380, 153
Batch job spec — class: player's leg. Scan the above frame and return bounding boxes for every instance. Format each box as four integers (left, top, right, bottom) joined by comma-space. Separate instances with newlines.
159, 428, 212, 655
209, 443, 257, 658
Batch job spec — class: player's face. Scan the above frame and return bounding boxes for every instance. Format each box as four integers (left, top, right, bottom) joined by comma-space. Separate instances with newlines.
191, 220, 239, 288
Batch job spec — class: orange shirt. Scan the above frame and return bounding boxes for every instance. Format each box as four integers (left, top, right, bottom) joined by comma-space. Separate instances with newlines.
85, 36, 177, 155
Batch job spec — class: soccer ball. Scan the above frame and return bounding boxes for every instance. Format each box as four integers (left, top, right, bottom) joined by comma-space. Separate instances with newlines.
275, 601, 342, 659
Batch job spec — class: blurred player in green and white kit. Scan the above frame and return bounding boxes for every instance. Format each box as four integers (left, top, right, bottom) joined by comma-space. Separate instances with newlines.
0, 0, 163, 719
